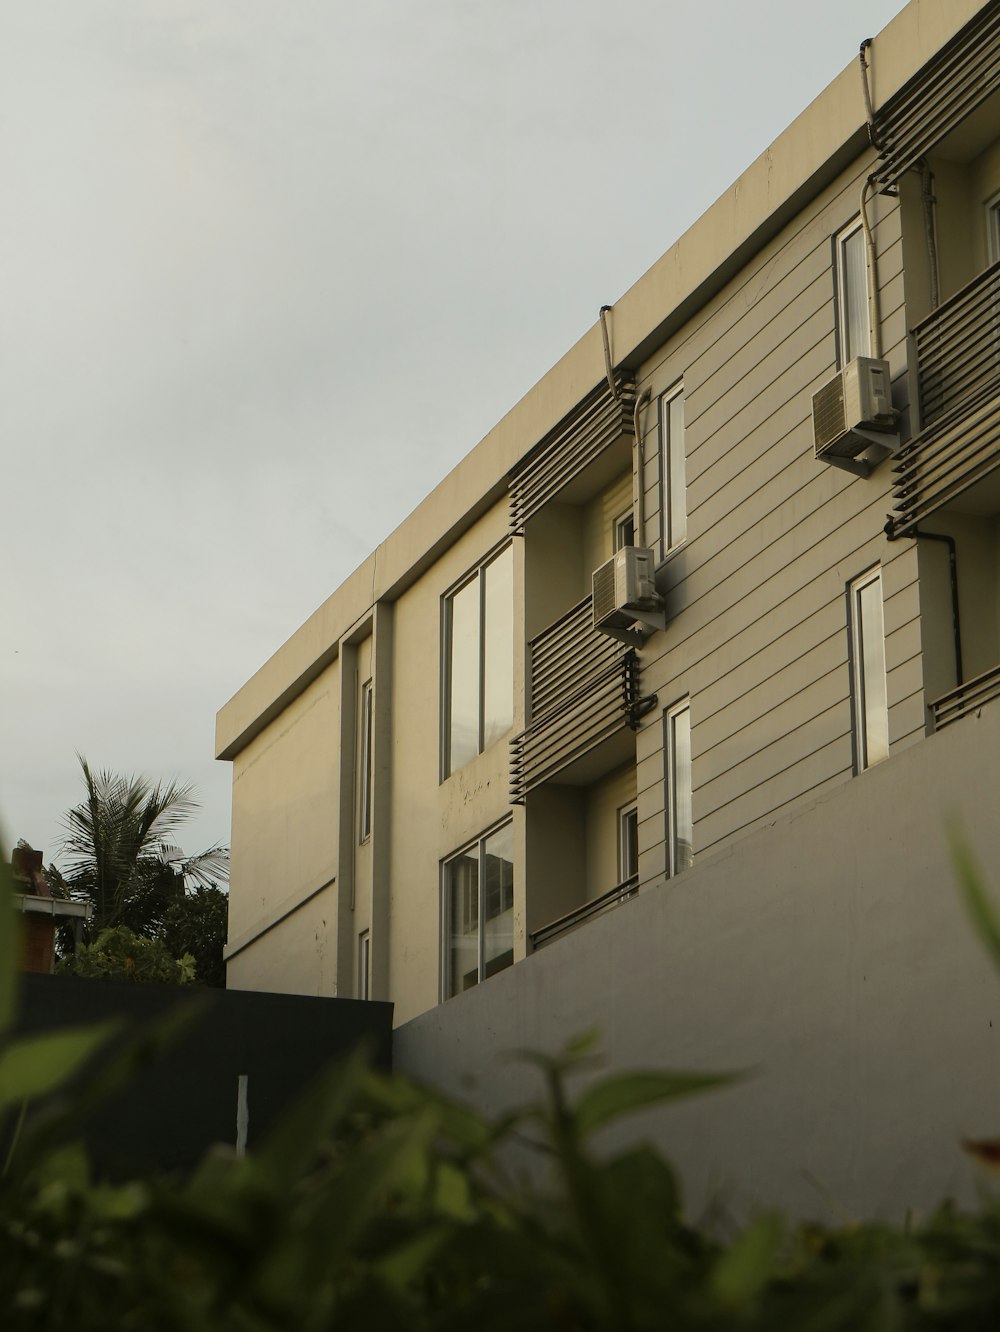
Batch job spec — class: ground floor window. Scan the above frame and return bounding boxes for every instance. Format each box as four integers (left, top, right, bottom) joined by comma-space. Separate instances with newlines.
442, 821, 514, 999
665, 699, 693, 876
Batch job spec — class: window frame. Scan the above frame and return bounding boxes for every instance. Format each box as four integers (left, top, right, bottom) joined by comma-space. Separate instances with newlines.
617, 802, 639, 883
658, 380, 686, 562
358, 678, 373, 843
440, 818, 515, 1001
664, 698, 693, 878
440, 541, 514, 780
833, 216, 871, 367
358, 930, 371, 1000
847, 566, 890, 772
613, 508, 636, 552
986, 189, 1000, 265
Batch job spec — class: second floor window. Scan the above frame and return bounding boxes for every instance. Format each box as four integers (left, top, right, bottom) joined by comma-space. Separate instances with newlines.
442, 821, 514, 999
848, 567, 889, 771
835, 217, 871, 365
443, 543, 513, 777
359, 678, 373, 843
665, 699, 693, 877
659, 382, 686, 559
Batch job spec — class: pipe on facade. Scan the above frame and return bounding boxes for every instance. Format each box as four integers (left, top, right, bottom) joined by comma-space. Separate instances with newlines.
858, 38, 878, 144
599, 305, 619, 401
919, 157, 941, 312
633, 387, 652, 548
859, 176, 884, 360
897, 527, 963, 689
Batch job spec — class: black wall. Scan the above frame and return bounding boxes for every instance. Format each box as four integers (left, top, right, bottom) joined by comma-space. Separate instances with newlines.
14, 974, 393, 1177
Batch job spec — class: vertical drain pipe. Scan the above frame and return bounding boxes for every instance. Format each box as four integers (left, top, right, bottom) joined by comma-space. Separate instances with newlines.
860, 176, 883, 360
633, 388, 652, 548
919, 158, 941, 312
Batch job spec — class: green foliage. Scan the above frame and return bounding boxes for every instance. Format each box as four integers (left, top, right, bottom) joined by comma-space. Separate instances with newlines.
49, 756, 229, 984
57, 926, 197, 986
5, 838, 1000, 1327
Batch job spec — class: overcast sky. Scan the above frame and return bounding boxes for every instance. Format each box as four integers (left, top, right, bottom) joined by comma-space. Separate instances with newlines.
2, 0, 908, 872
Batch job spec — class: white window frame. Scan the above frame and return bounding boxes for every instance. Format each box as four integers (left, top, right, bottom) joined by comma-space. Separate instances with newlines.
617, 803, 639, 884
440, 819, 515, 1001
358, 678, 373, 843
613, 508, 635, 552
658, 381, 686, 561
848, 567, 890, 772
834, 216, 871, 366
986, 190, 1000, 265
441, 542, 513, 779
664, 698, 693, 878
359, 930, 371, 1000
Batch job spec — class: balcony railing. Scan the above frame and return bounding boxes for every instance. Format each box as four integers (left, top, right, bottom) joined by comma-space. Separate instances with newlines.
529, 875, 638, 950
913, 259, 1000, 427
891, 262, 1000, 536
509, 596, 637, 804
930, 662, 1000, 731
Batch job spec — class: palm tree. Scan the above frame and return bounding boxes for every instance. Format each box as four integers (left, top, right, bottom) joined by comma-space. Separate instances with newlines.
58, 756, 229, 941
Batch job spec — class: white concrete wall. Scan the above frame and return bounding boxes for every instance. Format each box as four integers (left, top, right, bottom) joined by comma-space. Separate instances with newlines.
395, 703, 1000, 1222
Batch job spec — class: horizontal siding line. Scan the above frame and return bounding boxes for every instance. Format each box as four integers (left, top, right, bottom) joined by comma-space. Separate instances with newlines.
695, 678, 850, 786
638, 164, 898, 388
695, 625, 847, 735
685, 303, 833, 442
658, 475, 894, 618
696, 768, 851, 858
640, 504, 897, 686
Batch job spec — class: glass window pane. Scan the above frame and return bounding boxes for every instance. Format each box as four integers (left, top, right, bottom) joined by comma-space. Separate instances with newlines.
447, 577, 480, 774
447, 851, 479, 997
856, 576, 889, 767
670, 706, 693, 874
841, 225, 870, 362
482, 824, 514, 979
359, 680, 373, 842
482, 547, 514, 751
619, 806, 639, 881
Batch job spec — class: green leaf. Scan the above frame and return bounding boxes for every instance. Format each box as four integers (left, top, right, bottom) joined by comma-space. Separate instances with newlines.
711, 1212, 784, 1307
951, 826, 1000, 975
575, 1068, 745, 1138
0, 1020, 118, 1115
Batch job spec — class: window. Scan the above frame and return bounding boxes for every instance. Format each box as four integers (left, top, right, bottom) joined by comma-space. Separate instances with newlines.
835, 217, 871, 365
659, 382, 686, 559
665, 700, 693, 876
443, 544, 514, 777
359, 930, 371, 1000
848, 568, 889, 771
986, 191, 1000, 264
613, 509, 635, 551
618, 803, 639, 883
358, 678, 373, 843
442, 822, 514, 999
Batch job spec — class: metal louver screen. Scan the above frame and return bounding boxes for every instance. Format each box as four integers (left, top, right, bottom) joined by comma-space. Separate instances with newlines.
871, 1, 1000, 190
812, 373, 847, 455
591, 558, 618, 626
508, 374, 636, 533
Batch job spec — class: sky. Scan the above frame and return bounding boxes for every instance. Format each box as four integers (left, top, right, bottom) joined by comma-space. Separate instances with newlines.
2, 0, 909, 872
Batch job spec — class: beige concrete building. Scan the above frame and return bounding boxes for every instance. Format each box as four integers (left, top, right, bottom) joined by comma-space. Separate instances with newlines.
218, 0, 1000, 1214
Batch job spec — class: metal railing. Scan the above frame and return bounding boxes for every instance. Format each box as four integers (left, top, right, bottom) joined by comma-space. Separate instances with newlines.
930, 661, 1000, 730
509, 597, 637, 803
529, 875, 638, 950
913, 259, 1000, 427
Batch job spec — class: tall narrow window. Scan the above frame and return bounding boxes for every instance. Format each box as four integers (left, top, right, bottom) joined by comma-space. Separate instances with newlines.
665, 700, 693, 876
359, 930, 371, 1000
618, 803, 639, 883
835, 218, 871, 364
849, 568, 889, 770
659, 382, 686, 559
359, 678, 373, 843
442, 822, 514, 1000
987, 191, 1000, 264
443, 544, 513, 777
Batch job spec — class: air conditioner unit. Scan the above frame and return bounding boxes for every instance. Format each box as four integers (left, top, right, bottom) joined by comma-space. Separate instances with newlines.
592, 546, 665, 645
812, 356, 898, 475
